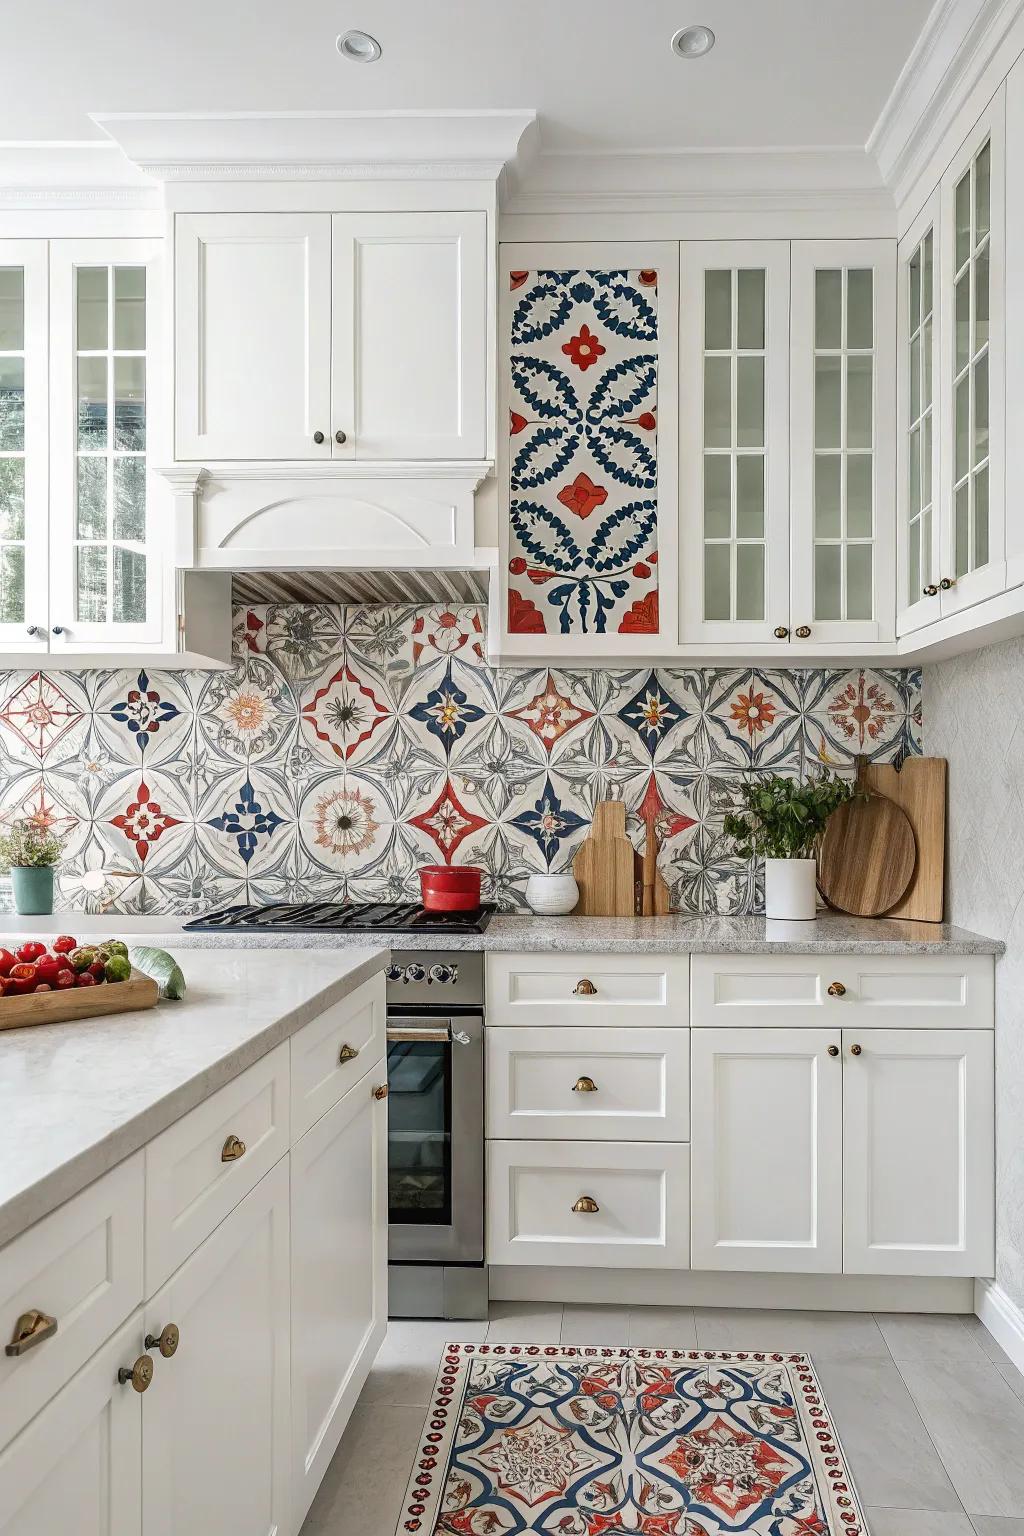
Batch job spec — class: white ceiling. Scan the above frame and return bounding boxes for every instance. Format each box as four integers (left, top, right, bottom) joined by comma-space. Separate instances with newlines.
4, 0, 935, 154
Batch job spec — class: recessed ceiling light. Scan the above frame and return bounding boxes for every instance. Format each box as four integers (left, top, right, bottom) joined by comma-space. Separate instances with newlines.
671, 24, 715, 58
336, 29, 382, 62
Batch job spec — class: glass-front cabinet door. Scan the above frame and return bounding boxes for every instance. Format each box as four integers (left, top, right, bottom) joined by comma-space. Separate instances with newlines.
897, 196, 943, 636
790, 240, 896, 645
48, 239, 164, 654
679, 242, 790, 645
0, 241, 48, 651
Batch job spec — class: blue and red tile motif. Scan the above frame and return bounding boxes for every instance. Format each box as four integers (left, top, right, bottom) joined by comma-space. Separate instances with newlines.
507, 269, 661, 637
398, 1343, 865, 1536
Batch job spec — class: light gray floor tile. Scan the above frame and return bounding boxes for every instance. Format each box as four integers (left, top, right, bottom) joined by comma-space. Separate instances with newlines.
876, 1313, 993, 1364
359, 1318, 486, 1407
627, 1305, 698, 1348
814, 1357, 962, 1512
866, 1512, 974, 1536
897, 1359, 1024, 1518
560, 1303, 630, 1345
997, 1362, 1024, 1404
485, 1300, 563, 1343
970, 1519, 1024, 1534
962, 1316, 1018, 1372
300, 1403, 426, 1536
695, 1306, 888, 1362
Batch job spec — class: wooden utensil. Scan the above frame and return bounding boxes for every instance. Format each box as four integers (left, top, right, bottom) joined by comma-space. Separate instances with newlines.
817, 757, 917, 917
0, 968, 159, 1032
573, 800, 636, 917
636, 822, 671, 916
862, 757, 946, 921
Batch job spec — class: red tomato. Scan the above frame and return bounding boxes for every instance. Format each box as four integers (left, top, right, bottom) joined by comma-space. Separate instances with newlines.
33, 983, 52, 992
0, 949, 15, 977
52, 935, 77, 954
87, 960, 106, 980
75, 972, 97, 987
16, 942, 46, 963
55, 970, 76, 990
34, 956, 61, 985
9, 962, 37, 983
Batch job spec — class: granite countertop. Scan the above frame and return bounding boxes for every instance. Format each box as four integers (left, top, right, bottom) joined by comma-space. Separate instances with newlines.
0, 945, 388, 1249
0, 910, 1003, 955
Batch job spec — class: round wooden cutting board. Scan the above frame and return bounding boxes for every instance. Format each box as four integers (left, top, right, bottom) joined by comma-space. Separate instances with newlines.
817, 760, 917, 917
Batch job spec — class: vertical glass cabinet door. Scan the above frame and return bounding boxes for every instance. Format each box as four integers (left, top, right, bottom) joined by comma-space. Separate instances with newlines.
897, 197, 943, 635
0, 241, 48, 652
790, 240, 896, 644
680, 242, 790, 644
48, 240, 165, 652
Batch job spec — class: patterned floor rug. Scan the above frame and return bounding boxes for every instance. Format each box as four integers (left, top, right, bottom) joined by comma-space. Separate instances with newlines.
397, 1343, 866, 1536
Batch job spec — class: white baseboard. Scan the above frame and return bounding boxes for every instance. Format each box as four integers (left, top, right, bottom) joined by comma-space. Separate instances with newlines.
975, 1277, 1024, 1375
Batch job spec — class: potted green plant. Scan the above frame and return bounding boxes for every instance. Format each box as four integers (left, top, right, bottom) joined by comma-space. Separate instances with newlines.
0, 821, 64, 916
723, 771, 856, 921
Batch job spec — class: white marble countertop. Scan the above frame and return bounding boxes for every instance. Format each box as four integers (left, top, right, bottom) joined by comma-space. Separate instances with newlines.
0, 945, 388, 1249
0, 910, 1002, 956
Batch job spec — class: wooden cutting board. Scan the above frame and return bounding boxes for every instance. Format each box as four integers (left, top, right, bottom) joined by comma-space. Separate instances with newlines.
817, 758, 917, 918
862, 757, 946, 921
573, 800, 636, 917
0, 968, 159, 1032
636, 822, 671, 916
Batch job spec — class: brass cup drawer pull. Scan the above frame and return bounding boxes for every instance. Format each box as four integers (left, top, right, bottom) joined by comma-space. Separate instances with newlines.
118, 1354, 154, 1393
373, 1083, 389, 1101
572, 1075, 598, 1093
827, 981, 847, 997
572, 1195, 600, 1214
573, 979, 598, 996
338, 1042, 360, 1065
145, 1323, 180, 1359
6, 1309, 57, 1357
827, 1044, 839, 1057
221, 1134, 246, 1162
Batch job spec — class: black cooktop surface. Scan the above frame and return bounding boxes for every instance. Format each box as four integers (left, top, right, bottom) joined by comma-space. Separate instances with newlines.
183, 901, 496, 935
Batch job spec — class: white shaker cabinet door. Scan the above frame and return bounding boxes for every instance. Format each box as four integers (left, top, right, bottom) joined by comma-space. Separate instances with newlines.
175, 212, 332, 461
842, 1028, 995, 1277
0, 240, 48, 653
690, 1028, 843, 1273
142, 1160, 291, 1536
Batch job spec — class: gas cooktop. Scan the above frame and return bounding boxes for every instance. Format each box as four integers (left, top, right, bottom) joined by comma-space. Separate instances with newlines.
183, 901, 497, 935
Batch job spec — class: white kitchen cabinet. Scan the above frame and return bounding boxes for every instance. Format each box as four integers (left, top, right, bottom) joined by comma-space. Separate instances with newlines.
790, 239, 896, 645
679, 241, 791, 645
842, 1028, 994, 1277
897, 192, 943, 635
142, 1159, 291, 1536
290, 1065, 388, 1530
0, 1313, 143, 1536
689, 1027, 843, 1273
0, 240, 47, 653
486, 951, 689, 1028
176, 210, 487, 463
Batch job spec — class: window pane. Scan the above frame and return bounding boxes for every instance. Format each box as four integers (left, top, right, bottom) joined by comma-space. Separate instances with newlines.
846, 269, 873, 349
704, 357, 732, 448
113, 546, 146, 624
955, 170, 972, 272
114, 356, 145, 450
77, 457, 107, 540
975, 140, 991, 243
846, 356, 873, 451
815, 270, 842, 348
814, 454, 841, 537
77, 356, 107, 449
704, 454, 732, 539
910, 333, 921, 421
0, 457, 24, 539
76, 267, 108, 350
955, 375, 970, 482
0, 357, 25, 450
974, 464, 989, 569
736, 455, 764, 538
736, 543, 765, 622
954, 273, 970, 374
909, 518, 921, 604
908, 426, 921, 518
923, 230, 933, 314
923, 413, 933, 505
909, 250, 921, 332
973, 350, 989, 466
0, 268, 24, 350
955, 481, 969, 576
814, 356, 841, 449
76, 544, 107, 623
736, 356, 764, 448
113, 457, 146, 541
847, 454, 872, 537
974, 245, 989, 352
814, 543, 842, 621
113, 268, 146, 350
704, 270, 732, 351
923, 317, 933, 410
736, 269, 765, 350
846, 544, 873, 620
922, 507, 932, 586
704, 542, 731, 621
0, 544, 24, 624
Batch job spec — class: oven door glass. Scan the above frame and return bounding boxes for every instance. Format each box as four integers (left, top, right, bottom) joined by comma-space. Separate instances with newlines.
387, 1029, 452, 1227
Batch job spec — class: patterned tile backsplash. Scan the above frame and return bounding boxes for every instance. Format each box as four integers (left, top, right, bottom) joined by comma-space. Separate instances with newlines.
0, 604, 922, 917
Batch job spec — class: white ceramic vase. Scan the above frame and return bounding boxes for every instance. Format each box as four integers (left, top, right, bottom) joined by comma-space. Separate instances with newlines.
525, 873, 579, 916
764, 857, 818, 921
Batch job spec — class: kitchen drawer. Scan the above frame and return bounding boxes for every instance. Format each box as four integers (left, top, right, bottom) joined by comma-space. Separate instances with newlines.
291, 974, 385, 1139
690, 953, 993, 1029
486, 1027, 689, 1141
145, 1042, 289, 1292
486, 953, 689, 1028
0, 1153, 143, 1451
486, 1140, 689, 1269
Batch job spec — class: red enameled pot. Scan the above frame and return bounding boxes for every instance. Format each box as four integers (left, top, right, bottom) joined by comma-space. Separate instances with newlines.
419, 865, 483, 911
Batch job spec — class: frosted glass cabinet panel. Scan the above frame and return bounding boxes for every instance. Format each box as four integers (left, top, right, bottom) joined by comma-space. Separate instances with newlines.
897, 195, 943, 636
790, 240, 896, 644
0, 241, 47, 651
680, 242, 790, 645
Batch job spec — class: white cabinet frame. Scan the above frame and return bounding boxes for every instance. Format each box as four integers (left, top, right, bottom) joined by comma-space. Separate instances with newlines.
897, 192, 944, 636
0, 239, 48, 653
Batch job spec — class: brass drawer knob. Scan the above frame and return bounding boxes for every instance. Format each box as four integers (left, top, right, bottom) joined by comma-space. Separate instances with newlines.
572, 1076, 598, 1093
572, 1195, 600, 1214
221, 1134, 246, 1162
850, 1043, 862, 1056
145, 1323, 180, 1359
335, 429, 347, 444
923, 584, 939, 597
573, 979, 597, 996
939, 576, 956, 590
794, 625, 811, 639
827, 981, 846, 997
339, 1043, 360, 1064
118, 1354, 154, 1393
313, 430, 325, 444
373, 1083, 389, 1101
773, 625, 789, 639
6, 1309, 57, 1357
827, 1044, 839, 1057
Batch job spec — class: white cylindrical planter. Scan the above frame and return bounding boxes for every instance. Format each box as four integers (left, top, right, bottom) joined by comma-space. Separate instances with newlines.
525, 873, 579, 915
764, 857, 817, 921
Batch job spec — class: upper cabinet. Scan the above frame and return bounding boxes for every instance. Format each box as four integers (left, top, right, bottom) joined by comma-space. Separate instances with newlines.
0, 240, 47, 650
175, 211, 488, 463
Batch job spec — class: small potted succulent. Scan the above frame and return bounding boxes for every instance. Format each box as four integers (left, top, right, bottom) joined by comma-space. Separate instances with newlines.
0, 821, 64, 916
724, 771, 856, 921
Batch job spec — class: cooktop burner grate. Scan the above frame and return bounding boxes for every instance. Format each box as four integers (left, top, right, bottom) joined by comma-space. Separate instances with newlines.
183, 901, 497, 935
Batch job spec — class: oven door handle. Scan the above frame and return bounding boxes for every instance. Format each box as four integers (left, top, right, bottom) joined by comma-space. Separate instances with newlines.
386, 1024, 472, 1045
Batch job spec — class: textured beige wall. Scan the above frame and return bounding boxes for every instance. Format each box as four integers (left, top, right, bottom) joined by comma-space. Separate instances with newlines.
926, 636, 1024, 1311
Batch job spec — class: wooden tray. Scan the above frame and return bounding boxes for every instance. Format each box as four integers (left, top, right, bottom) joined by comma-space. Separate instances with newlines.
0, 968, 159, 1032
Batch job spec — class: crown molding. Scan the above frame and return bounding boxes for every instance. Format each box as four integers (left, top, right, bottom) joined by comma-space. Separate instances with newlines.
158, 460, 492, 489
0, 140, 158, 208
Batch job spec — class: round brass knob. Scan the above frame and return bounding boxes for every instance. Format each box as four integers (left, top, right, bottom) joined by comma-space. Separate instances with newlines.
572, 1075, 598, 1093
794, 625, 811, 639
313, 430, 325, 444
145, 1323, 179, 1359
572, 1196, 600, 1214
338, 1043, 359, 1065
335, 429, 347, 444
25, 625, 40, 638
827, 1045, 839, 1057
51, 625, 65, 637
827, 981, 846, 997
573, 979, 597, 996
850, 1043, 863, 1056
373, 1083, 389, 1101
221, 1134, 246, 1162
939, 576, 956, 590
923, 584, 939, 597
773, 626, 790, 639
118, 1354, 154, 1393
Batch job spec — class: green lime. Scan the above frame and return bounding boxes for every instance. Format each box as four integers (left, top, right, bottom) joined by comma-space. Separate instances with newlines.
104, 954, 132, 984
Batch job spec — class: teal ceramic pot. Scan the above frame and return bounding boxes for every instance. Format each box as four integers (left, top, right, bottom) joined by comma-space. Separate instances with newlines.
10, 865, 55, 916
